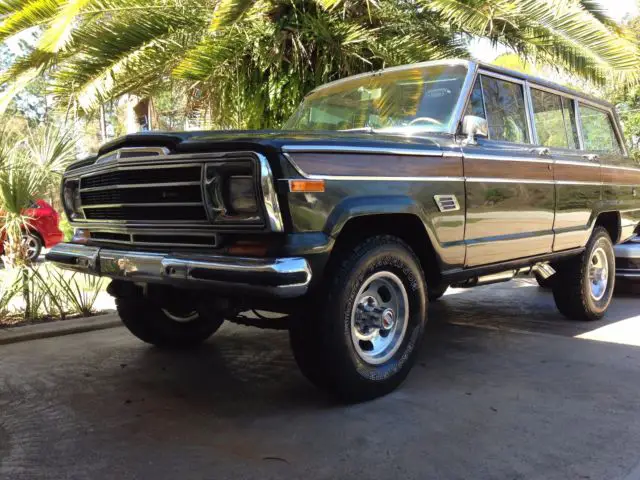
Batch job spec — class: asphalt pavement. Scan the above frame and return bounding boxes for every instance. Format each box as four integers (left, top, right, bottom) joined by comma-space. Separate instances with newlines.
1, 278, 640, 480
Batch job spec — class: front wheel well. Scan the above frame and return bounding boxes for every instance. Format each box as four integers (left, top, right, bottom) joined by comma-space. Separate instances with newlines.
329, 214, 441, 286
594, 211, 621, 244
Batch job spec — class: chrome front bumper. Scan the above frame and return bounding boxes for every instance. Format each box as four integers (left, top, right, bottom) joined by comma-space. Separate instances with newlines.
45, 243, 312, 298
614, 237, 640, 280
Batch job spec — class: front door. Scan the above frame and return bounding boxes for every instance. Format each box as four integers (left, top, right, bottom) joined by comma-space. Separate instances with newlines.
462, 72, 555, 267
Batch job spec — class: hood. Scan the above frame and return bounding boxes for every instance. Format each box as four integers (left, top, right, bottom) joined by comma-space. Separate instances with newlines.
65, 130, 451, 173
97, 130, 450, 157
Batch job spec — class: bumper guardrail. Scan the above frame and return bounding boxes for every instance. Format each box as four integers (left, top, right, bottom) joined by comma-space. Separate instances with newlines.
45, 243, 312, 298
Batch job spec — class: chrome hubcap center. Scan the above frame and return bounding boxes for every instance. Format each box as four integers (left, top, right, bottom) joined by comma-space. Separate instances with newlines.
588, 247, 609, 301
350, 271, 409, 365
381, 308, 395, 330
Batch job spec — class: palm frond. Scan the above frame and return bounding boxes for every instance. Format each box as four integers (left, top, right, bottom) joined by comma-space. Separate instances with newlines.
210, 0, 254, 31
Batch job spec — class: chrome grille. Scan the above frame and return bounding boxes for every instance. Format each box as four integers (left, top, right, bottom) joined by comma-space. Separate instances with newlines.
79, 164, 208, 223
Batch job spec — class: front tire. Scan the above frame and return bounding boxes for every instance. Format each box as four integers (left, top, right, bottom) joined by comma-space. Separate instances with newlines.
116, 295, 224, 349
552, 227, 615, 321
289, 235, 427, 402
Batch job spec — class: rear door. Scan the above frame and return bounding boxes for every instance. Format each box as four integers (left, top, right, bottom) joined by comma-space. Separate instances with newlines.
582, 104, 640, 243
527, 87, 600, 251
462, 72, 555, 266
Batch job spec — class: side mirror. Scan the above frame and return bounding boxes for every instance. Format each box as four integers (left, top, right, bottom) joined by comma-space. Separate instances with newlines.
462, 115, 488, 145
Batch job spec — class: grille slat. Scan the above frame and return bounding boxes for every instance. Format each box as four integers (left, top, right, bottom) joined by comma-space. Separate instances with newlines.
90, 231, 218, 248
80, 166, 202, 189
84, 205, 207, 222
81, 185, 202, 205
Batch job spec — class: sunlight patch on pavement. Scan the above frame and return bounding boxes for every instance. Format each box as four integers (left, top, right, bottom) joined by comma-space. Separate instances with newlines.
576, 315, 640, 347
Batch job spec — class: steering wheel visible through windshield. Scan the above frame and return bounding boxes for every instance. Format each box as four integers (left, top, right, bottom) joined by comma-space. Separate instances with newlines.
283, 63, 468, 134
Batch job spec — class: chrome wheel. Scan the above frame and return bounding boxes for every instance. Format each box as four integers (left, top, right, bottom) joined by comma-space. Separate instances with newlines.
161, 308, 199, 323
22, 235, 40, 261
350, 271, 409, 365
589, 247, 609, 301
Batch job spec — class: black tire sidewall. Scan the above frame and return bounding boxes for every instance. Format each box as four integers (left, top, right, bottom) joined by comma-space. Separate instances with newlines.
327, 240, 427, 391
117, 296, 224, 348
582, 230, 615, 315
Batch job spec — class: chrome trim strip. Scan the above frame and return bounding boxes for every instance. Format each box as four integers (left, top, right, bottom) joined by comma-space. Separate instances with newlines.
88, 228, 218, 236
281, 145, 443, 157
554, 159, 601, 168
82, 202, 203, 209
70, 221, 243, 229
257, 152, 284, 232
602, 164, 640, 173
616, 271, 640, 279
449, 62, 478, 134
465, 177, 555, 185
80, 162, 204, 180
307, 175, 465, 182
556, 180, 603, 186
79, 181, 201, 193
46, 243, 311, 298
464, 153, 552, 164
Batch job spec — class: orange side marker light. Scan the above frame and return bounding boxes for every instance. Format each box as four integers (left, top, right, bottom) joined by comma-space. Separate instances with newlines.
289, 179, 326, 193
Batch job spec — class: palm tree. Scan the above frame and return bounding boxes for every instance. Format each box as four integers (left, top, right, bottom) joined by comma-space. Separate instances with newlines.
0, 124, 75, 267
0, 0, 638, 128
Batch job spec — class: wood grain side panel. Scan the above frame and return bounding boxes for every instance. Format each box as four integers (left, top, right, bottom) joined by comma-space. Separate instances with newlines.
602, 167, 640, 185
465, 159, 553, 181
288, 153, 462, 178
554, 164, 601, 183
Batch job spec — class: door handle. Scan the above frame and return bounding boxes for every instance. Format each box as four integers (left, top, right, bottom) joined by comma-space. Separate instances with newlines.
582, 154, 599, 162
531, 147, 550, 157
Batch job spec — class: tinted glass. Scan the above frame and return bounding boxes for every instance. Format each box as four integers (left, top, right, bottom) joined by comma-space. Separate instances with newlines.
481, 75, 529, 143
562, 97, 580, 149
531, 89, 579, 149
579, 104, 621, 153
465, 78, 485, 118
284, 65, 468, 133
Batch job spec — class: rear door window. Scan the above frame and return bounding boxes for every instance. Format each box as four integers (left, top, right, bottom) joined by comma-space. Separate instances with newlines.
531, 88, 579, 149
579, 104, 621, 153
480, 75, 530, 144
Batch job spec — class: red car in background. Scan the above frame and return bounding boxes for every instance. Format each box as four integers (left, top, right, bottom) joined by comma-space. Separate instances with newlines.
0, 199, 64, 261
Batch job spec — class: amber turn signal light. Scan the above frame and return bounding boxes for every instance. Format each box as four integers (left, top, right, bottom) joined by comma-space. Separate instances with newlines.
288, 179, 325, 193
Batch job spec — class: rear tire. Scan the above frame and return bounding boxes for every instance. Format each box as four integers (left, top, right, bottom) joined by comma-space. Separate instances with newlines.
289, 235, 427, 402
116, 295, 224, 349
552, 227, 615, 321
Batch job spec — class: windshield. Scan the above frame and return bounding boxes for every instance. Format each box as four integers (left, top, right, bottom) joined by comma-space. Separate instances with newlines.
284, 64, 468, 134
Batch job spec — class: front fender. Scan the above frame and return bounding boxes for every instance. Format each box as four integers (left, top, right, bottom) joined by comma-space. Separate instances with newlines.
324, 195, 431, 238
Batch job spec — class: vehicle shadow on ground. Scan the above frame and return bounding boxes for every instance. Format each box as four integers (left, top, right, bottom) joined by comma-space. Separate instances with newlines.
430, 277, 639, 339
39, 277, 634, 433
